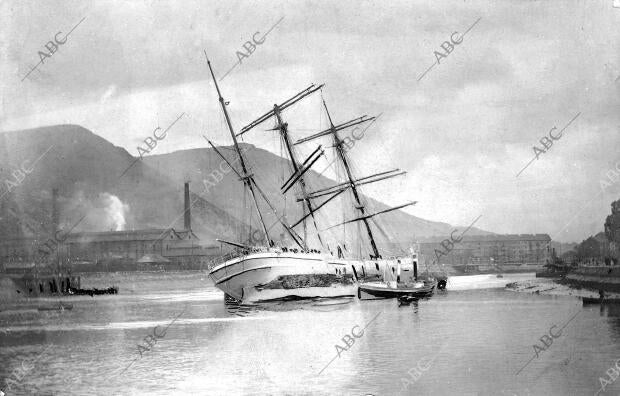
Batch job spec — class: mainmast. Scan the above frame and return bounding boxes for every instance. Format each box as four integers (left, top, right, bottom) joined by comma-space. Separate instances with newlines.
273, 104, 323, 248
322, 99, 381, 259
238, 84, 326, 249
204, 52, 304, 249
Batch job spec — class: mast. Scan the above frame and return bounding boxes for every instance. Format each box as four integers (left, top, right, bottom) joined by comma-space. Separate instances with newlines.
272, 104, 323, 248
291, 99, 414, 259
238, 84, 326, 249
322, 99, 381, 259
204, 53, 271, 245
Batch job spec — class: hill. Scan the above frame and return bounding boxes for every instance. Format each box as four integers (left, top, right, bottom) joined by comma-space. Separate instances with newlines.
0, 125, 247, 242
143, 143, 493, 252
0, 124, 492, 254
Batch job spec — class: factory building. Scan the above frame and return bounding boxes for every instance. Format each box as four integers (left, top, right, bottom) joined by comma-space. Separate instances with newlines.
417, 233, 552, 272
0, 182, 222, 272
63, 228, 197, 260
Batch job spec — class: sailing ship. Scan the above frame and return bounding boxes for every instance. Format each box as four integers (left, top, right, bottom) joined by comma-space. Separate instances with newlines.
204, 54, 419, 302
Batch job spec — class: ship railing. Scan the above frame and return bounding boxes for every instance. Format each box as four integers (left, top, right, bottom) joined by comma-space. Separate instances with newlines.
205, 246, 328, 271
205, 251, 243, 271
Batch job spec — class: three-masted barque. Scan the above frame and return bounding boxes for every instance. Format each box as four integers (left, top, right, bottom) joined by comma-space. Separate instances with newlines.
204, 54, 421, 302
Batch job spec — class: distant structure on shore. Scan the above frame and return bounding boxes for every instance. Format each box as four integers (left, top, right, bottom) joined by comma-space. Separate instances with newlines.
560, 198, 620, 267
417, 234, 551, 272
604, 198, 620, 264
0, 182, 222, 272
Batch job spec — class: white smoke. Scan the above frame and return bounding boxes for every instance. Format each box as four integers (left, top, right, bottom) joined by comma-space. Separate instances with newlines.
62, 190, 131, 232
102, 193, 129, 231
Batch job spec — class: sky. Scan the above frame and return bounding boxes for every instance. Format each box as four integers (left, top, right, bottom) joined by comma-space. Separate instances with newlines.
1, 0, 619, 243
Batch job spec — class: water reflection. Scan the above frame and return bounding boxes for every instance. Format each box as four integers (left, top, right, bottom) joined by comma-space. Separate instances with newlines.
224, 296, 355, 315
224, 293, 438, 316
225, 294, 437, 318
398, 298, 419, 312
599, 303, 620, 317
595, 302, 620, 342
225, 301, 265, 317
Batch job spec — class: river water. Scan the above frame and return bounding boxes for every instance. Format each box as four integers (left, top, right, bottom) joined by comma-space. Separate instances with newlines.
1, 272, 619, 395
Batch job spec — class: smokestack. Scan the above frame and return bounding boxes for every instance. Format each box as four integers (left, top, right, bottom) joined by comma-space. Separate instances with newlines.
184, 182, 191, 230
52, 188, 59, 233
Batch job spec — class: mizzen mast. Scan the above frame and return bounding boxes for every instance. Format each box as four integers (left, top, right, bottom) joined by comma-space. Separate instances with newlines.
322, 99, 382, 259
293, 99, 415, 259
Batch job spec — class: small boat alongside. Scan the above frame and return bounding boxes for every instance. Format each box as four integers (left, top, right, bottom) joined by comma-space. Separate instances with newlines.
357, 253, 440, 300
358, 280, 437, 300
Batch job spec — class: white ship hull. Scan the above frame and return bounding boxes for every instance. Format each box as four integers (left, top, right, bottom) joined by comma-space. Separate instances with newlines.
208, 249, 415, 302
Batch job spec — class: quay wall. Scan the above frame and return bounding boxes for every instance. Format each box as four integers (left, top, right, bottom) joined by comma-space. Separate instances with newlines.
565, 266, 620, 293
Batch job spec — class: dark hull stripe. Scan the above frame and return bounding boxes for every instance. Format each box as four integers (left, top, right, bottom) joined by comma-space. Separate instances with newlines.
214, 266, 272, 285
210, 255, 323, 278
360, 287, 435, 298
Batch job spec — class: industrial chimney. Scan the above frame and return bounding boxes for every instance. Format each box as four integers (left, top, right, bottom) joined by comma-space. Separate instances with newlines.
184, 182, 191, 231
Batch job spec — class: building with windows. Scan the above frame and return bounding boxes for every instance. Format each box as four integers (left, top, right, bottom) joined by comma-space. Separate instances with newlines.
62, 228, 198, 261
417, 234, 551, 272
0, 182, 225, 272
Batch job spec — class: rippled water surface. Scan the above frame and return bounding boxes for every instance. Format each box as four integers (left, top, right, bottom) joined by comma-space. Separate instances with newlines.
1, 272, 619, 395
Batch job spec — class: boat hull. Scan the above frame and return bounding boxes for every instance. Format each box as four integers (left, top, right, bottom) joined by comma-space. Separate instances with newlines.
358, 281, 437, 299
209, 252, 357, 302
208, 251, 417, 302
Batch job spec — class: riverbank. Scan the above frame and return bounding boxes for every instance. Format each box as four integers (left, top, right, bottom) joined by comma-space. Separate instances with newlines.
0, 271, 211, 306
505, 277, 620, 299
446, 272, 534, 290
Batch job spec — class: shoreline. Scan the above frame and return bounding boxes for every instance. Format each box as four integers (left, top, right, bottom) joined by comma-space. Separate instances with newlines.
7, 270, 620, 303
505, 277, 620, 299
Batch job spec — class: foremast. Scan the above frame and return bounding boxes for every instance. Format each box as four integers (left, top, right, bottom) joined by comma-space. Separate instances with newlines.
203, 52, 304, 249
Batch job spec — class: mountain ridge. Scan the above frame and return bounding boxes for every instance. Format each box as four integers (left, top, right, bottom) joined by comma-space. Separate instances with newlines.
0, 125, 493, 253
